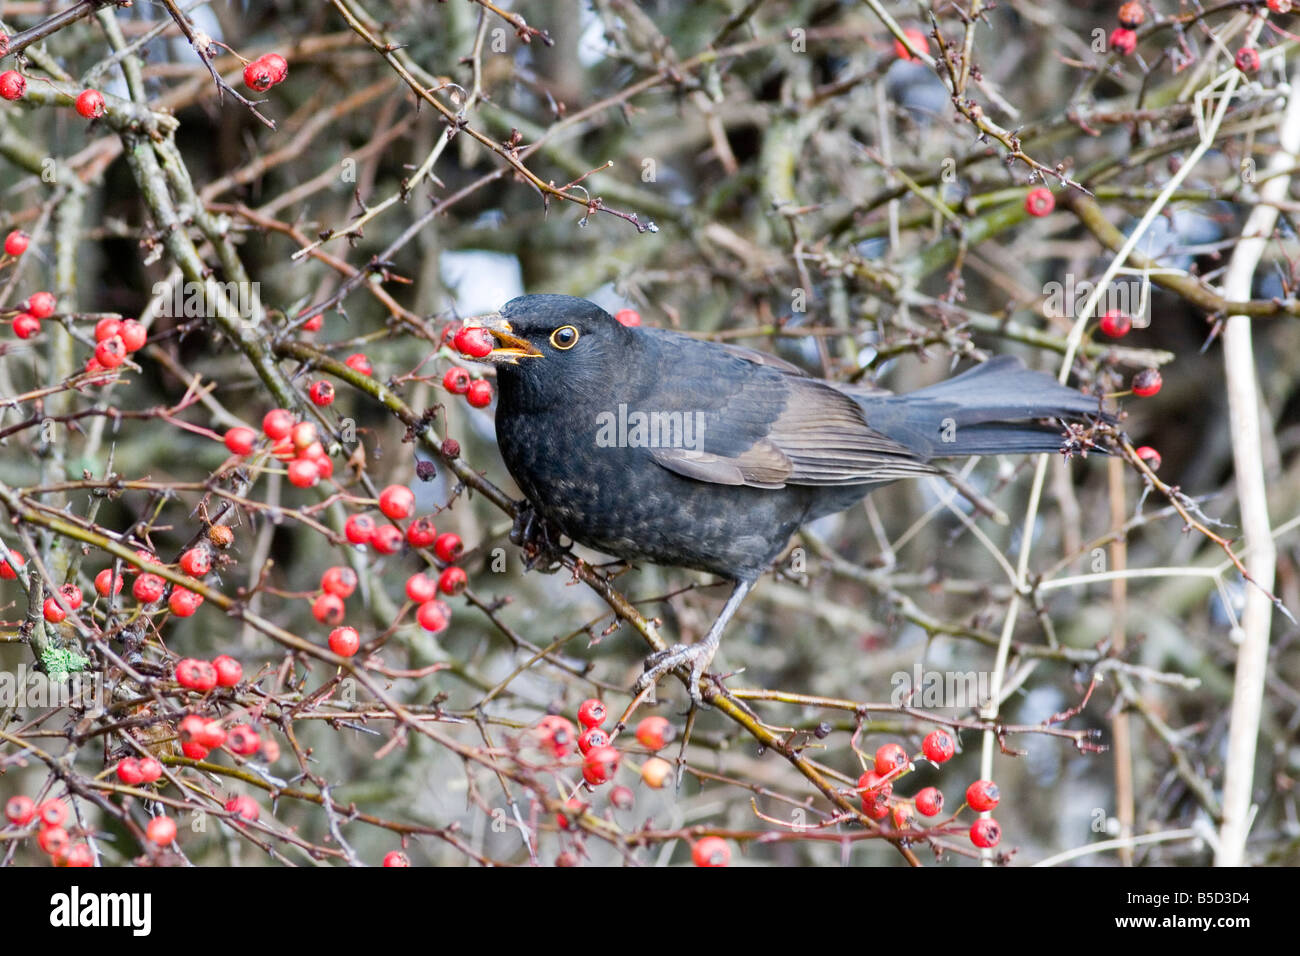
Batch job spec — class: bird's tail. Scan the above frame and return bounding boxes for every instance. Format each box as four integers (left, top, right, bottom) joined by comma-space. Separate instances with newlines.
858, 356, 1107, 459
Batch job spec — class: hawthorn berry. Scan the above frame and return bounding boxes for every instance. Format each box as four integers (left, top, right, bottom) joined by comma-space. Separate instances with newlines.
301, 312, 323, 332
1110, 27, 1138, 56
116, 759, 145, 785
225, 794, 260, 822
635, 716, 674, 751
407, 516, 438, 549
452, 326, 493, 358
74, 89, 106, 119
94, 568, 123, 596
61, 843, 94, 867
416, 598, 451, 632
55, 583, 82, 610
345, 353, 373, 376
1099, 310, 1132, 338
181, 740, 210, 760
1, 551, 27, 579
379, 484, 415, 521
168, 586, 203, 617
874, 742, 909, 776
290, 421, 317, 451
179, 548, 211, 577
5, 795, 35, 825
287, 457, 319, 488
893, 27, 928, 62
1135, 445, 1162, 470
1132, 367, 1162, 397
132, 573, 165, 604
465, 379, 494, 408
437, 566, 467, 596
259, 53, 289, 84
38, 800, 68, 827
213, 655, 243, 687
442, 367, 472, 394
3, 229, 28, 257
262, 408, 295, 440
692, 837, 730, 867
224, 426, 258, 455
578, 727, 610, 755
577, 698, 607, 729
137, 757, 163, 783
26, 291, 56, 318
12, 313, 40, 339
1024, 186, 1055, 217
970, 818, 1002, 848
321, 565, 358, 599
119, 319, 147, 351
312, 592, 346, 625
641, 756, 673, 789
371, 524, 404, 555
243, 57, 278, 92
1235, 46, 1261, 74
1117, 1, 1145, 29
556, 796, 587, 831
383, 851, 411, 867
94, 335, 127, 369
328, 625, 360, 657
308, 380, 335, 406
43, 597, 67, 623
966, 779, 1000, 812
0, 70, 26, 100
922, 729, 955, 763
344, 514, 376, 545
433, 532, 463, 563
227, 725, 260, 756
405, 573, 437, 603
892, 803, 916, 830
614, 308, 642, 327
582, 745, 621, 786
534, 715, 577, 758
916, 786, 944, 817
857, 770, 893, 818
146, 816, 177, 845
175, 658, 218, 692
39, 826, 70, 856
1269, 0, 1292, 12
610, 785, 635, 810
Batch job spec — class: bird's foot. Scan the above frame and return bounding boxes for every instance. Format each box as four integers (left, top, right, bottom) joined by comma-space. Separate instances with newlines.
510, 503, 571, 574
634, 642, 717, 707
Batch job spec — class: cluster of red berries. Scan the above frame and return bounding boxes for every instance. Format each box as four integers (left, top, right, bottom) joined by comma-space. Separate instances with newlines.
175, 654, 242, 695
87, 315, 148, 372
444, 324, 497, 407
8, 290, 56, 341
177, 712, 266, 764
4, 796, 93, 866
1109, 2, 1144, 57
242, 53, 288, 93
224, 408, 335, 488
1095, 309, 1164, 398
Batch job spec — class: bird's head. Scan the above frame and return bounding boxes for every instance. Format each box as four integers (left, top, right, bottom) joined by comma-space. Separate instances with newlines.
463, 294, 636, 408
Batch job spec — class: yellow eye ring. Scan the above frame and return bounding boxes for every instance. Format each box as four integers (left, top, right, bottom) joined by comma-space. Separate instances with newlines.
550, 326, 579, 350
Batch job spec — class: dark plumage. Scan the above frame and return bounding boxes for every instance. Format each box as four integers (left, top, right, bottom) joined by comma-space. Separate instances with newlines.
471, 294, 1104, 702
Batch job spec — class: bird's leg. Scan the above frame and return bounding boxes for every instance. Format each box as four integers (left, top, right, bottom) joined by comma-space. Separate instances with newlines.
634, 580, 753, 706
510, 501, 570, 573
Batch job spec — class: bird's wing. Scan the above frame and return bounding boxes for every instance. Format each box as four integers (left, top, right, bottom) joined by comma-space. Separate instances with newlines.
717, 342, 809, 376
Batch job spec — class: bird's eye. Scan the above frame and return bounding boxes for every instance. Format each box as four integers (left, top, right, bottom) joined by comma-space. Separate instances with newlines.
550, 326, 579, 350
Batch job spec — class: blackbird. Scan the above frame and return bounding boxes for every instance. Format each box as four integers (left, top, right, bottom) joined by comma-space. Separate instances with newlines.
468, 294, 1104, 703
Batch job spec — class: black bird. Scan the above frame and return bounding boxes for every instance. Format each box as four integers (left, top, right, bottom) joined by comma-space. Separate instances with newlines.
469, 294, 1104, 703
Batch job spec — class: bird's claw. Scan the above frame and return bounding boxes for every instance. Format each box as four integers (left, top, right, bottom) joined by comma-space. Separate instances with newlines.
510, 503, 570, 574
634, 642, 713, 706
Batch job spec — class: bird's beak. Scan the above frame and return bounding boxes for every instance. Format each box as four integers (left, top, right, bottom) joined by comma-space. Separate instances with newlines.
462, 312, 543, 364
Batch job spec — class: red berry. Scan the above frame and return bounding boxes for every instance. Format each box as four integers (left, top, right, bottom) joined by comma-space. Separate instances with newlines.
416, 598, 451, 632
406, 516, 437, 549
262, 408, 294, 440
12, 313, 40, 339
922, 729, 955, 763
179, 548, 211, 577
581, 745, 620, 786
225, 794, 260, 822
1235, 46, 1261, 74
892, 802, 916, 830
970, 818, 1002, 848
1131, 367, 1162, 397
224, 426, 257, 455
614, 308, 642, 327
453, 326, 494, 358
437, 565, 467, 596
146, 815, 177, 845
534, 715, 577, 758
1024, 186, 1055, 217
577, 698, 607, 729
94, 335, 127, 369
3, 229, 28, 256
1099, 310, 1132, 338
26, 291, 56, 318
857, 770, 893, 818
243, 58, 276, 92
290, 421, 317, 451
75, 89, 106, 118
916, 786, 944, 817
1117, 1, 1145, 29
578, 726, 610, 755
38, 800, 68, 827
39, 826, 70, 856
465, 379, 494, 408
1269, 0, 1292, 12
287, 457, 320, 488
94, 568, 123, 596
610, 785, 635, 810
119, 319, 146, 351
132, 573, 165, 603
116, 758, 145, 785
260, 53, 288, 84
1, 551, 27, 579
168, 586, 203, 617
5, 795, 35, 825
405, 573, 437, 603
312, 592, 346, 625
0, 70, 26, 100
43, 597, 67, 623
1109, 27, 1138, 56
378, 485, 415, 521
556, 796, 587, 831
442, 367, 472, 394
874, 742, 909, 776
301, 312, 323, 332
345, 353, 372, 376
308, 380, 334, 406
213, 655, 242, 687
634, 716, 674, 750
94, 318, 122, 342
321, 565, 358, 599
344, 514, 376, 545
1135, 445, 1162, 471
966, 779, 1000, 812
137, 757, 163, 783
227, 724, 260, 755
175, 658, 218, 692
382, 851, 410, 867
433, 533, 463, 563
328, 625, 360, 657
893, 27, 928, 61
692, 836, 731, 867
371, 524, 404, 555
181, 740, 210, 760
